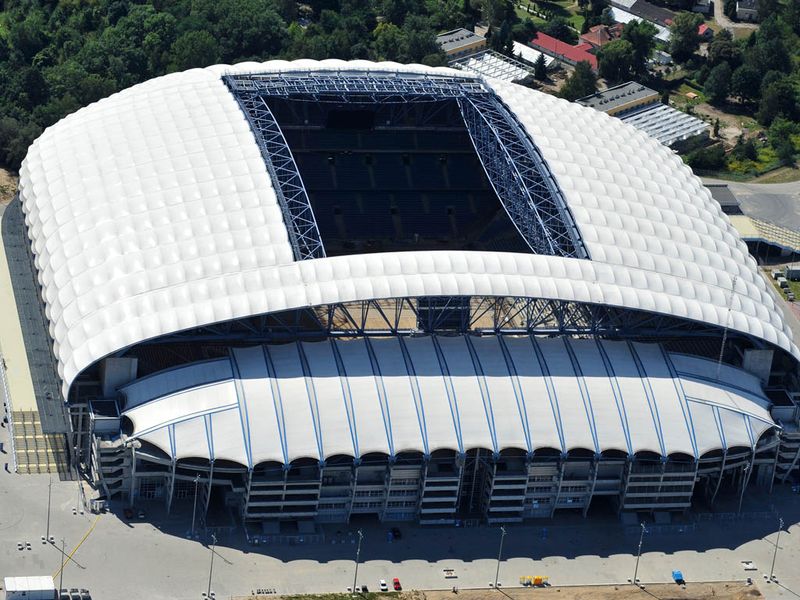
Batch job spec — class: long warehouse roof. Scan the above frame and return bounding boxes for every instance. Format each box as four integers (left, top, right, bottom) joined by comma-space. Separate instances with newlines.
121, 337, 775, 465
16, 59, 797, 395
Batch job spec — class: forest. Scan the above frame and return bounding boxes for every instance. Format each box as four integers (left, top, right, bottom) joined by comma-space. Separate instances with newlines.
0, 0, 526, 170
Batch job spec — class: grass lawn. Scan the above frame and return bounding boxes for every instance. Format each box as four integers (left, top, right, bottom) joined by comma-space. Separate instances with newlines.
515, 4, 548, 26
676, 81, 706, 103
515, 0, 585, 31
769, 273, 800, 301
751, 166, 800, 183
732, 26, 756, 40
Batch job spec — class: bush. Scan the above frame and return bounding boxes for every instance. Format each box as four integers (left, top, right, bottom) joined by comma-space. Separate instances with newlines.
685, 144, 727, 171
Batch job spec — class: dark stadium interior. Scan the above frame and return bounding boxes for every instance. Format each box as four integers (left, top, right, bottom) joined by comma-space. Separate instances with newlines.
270, 98, 532, 256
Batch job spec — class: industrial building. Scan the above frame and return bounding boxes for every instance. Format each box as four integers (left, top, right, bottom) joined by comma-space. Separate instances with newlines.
578, 82, 710, 148
13, 60, 800, 527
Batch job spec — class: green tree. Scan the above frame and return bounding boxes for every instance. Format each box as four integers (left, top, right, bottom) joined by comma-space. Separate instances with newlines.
620, 20, 656, 73
372, 22, 405, 61
703, 61, 732, 104
400, 15, 445, 63
560, 60, 597, 100
669, 12, 703, 63
685, 144, 726, 171
707, 29, 740, 68
767, 117, 800, 150
598, 39, 635, 83
732, 136, 758, 160
542, 17, 578, 44
534, 52, 548, 80
491, 19, 514, 54
776, 139, 796, 165
169, 31, 221, 71
512, 19, 538, 41
757, 78, 798, 125
730, 65, 761, 102
757, 0, 778, 20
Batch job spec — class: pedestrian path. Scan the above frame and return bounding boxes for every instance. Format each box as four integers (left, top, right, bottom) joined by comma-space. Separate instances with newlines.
13, 409, 70, 475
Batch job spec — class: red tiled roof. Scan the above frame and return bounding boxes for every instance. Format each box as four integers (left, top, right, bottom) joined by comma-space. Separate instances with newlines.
580, 24, 624, 47
530, 32, 598, 69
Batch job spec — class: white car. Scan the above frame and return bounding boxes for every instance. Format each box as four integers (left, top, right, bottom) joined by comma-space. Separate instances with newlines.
379, 580, 388, 592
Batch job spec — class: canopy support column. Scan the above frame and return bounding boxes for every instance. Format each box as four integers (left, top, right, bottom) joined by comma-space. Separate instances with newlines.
583, 456, 599, 518
710, 451, 727, 505
204, 461, 215, 519
550, 457, 565, 518
166, 459, 177, 514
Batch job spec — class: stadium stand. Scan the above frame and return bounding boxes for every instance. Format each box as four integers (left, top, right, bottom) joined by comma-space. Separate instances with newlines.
11, 60, 800, 526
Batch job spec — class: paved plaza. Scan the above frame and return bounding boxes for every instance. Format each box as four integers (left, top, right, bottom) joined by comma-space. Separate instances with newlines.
0, 411, 798, 600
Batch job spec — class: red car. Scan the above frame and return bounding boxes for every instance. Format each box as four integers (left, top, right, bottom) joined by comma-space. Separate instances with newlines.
393, 578, 402, 591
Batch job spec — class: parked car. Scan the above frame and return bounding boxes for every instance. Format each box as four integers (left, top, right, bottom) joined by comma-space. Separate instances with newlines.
380, 580, 388, 591
137, 510, 145, 519
393, 578, 402, 591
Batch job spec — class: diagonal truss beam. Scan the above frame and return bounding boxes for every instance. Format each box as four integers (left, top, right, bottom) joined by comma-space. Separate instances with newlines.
458, 94, 587, 258
224, 71, 588, 260
231, 93, 325, 261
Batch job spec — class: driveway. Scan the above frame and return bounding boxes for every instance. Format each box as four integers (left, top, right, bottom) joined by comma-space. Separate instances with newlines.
713, 0, 758, 33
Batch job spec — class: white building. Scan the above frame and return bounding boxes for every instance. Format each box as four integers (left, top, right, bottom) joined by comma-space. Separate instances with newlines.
3, 577, 56, 600
15, 60, 800, 525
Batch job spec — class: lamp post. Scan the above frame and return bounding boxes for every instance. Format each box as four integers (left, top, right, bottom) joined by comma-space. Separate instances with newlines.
46, 475, 52, 542
206, 533, 217, 598
769, 517, 784, 581
738, 463, 750, 514
191, 474, 200, 538
351, 529, 364, 594
494, 526, 507, 588
632, 523, 647, 586
58, 538, 65, 593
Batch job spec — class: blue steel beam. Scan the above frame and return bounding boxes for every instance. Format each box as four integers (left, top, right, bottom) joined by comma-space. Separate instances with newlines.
458, 94, 587, 258
224, 71, 587, 260
230, 93, 325, 261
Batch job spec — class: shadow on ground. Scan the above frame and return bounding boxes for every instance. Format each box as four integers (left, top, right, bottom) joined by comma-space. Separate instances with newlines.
105, 485, 800, 565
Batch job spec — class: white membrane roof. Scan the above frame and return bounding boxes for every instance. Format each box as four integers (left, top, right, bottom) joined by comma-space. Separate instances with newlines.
17, 59, 797, 396
121, 338, 775, 464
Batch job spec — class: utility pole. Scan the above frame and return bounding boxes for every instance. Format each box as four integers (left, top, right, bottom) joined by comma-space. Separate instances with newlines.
351, 529, 364, 594
769, 517, 784, 581
206, 533, 217, 598
46, 475, 52, 542
58, 538, 65, 593
494, 526, 507, 588
631, 523, 646, 585
191, 474, 200, 538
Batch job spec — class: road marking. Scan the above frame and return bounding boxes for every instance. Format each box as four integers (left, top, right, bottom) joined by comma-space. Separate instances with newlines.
52, 514, 100, 578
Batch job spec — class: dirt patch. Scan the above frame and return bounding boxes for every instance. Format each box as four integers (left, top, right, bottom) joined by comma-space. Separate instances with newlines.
253, 582, 762, 600
0, 168, 18, 205
688, 102, 762, 148
421, 582, 761, 600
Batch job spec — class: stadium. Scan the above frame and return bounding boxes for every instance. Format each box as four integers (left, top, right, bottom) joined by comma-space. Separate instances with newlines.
14, 59, 800, 526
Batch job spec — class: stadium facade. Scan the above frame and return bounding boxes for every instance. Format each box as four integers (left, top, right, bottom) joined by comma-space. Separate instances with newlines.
16, 60, 800, 525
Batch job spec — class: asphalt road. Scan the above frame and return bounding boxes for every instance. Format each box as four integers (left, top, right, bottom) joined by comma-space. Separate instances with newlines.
703, 177, 800, 232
